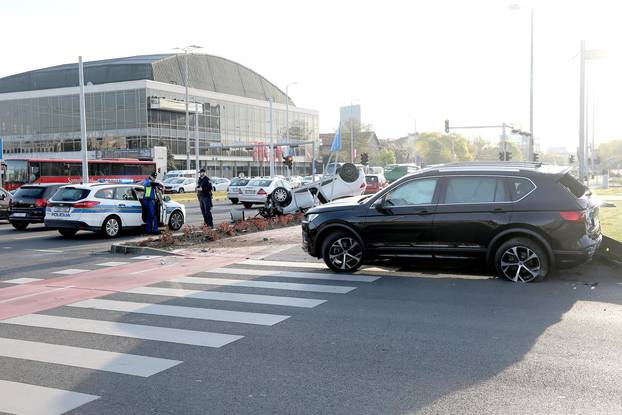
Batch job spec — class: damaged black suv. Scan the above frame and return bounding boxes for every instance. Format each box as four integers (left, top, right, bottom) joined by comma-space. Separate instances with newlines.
302, 162, 602, 282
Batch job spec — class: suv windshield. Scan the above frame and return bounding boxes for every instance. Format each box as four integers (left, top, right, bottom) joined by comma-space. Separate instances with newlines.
53, 187, 90, 201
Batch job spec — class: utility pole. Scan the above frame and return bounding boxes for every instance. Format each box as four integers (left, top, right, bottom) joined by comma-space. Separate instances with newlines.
269, 97, 274, 177
501, 123, 508, 161
174, 45, 202, 171
528, 7, 534, 161
578, 40, 587, 182
78, 56, 89, 183
350, 102, 354, 163
194, 97, 200, 178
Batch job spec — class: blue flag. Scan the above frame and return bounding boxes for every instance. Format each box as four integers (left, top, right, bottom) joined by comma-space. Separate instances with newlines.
330, 130, 341, 152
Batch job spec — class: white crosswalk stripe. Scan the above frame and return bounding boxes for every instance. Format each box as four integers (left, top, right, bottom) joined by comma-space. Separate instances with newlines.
96, 261, 130, 267
52, 268, 89, 275
3, 277, 43, 284
242, 259, 327, 269
125, 286, 327, 308
0, 337, 181, 377
130, 255, 163, 260
68, 299, 290, 326
173, 276, 357, 294
209, 267, 380, 282
2, 314, 243, 348
0, 379, 99, 415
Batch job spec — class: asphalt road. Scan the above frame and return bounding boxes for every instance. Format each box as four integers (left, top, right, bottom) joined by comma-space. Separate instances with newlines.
1, 213, 622, 413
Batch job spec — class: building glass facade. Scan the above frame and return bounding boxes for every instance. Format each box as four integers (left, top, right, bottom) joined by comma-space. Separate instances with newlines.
0, 54, 319, 177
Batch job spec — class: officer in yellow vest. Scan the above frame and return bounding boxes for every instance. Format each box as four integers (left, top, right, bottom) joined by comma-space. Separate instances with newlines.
143, 172, 159, 234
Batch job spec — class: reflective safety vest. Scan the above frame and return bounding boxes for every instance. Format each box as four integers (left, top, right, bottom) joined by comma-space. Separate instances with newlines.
144, 179, 155, 200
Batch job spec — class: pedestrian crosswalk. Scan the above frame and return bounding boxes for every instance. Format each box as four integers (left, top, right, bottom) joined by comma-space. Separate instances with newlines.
0, 258, 381, 414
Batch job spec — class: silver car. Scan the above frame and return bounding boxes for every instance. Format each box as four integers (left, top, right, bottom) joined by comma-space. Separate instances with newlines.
0, 187, 11, 220
227, 178, 249, 204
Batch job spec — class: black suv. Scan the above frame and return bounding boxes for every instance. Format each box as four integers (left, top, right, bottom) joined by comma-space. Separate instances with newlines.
9, 183, 64, 230
302, 163, 602, 282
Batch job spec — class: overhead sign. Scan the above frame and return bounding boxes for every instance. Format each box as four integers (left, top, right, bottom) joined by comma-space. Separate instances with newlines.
149, 97, 203, 114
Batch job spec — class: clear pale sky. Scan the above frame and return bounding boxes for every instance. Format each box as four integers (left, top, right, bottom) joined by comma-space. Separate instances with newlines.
1, 0, 620, 151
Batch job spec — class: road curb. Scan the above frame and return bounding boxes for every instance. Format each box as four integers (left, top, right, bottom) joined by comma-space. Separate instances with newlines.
110, 243, 181, 256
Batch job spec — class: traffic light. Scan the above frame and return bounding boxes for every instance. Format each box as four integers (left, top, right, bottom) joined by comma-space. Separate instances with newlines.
499, 152, 504, 161
444, 119, 450, 134
360, 152, 369, 166
506, 152, 512, 161
533, 153, 539, 162
569, 155, 575, 164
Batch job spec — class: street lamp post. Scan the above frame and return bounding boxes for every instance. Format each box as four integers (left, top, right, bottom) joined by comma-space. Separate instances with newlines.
285, 82, 297, 176
508, 4, 534, 161
174, 45, 202, 171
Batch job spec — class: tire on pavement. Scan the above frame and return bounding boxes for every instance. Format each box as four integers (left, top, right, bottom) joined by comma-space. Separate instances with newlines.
338, 163, 360, 183
321, 231, 364, 273
494, 237, 549, 283
58, 229, 78, 238
230, 198, 239, 204
271, 187, 292, 207
10, 222, 28, 230
243, 202, 254, 209
101, 215, 122, 238
168, 210, 184, 231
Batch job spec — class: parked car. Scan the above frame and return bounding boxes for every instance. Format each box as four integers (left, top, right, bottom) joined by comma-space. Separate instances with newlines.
164, 170, 196, 180
239, 178, 292, 208
0, 187, 12, 220
364, 174, 388, 194
45, 183, 185, 237
212, 177, 231, 192
8, 183, 64, 230
301, 175, 322, 186
164, 177, 196, 193
384, 164, 419, 183
302, 162, 602, 282
227, 178, 250, 204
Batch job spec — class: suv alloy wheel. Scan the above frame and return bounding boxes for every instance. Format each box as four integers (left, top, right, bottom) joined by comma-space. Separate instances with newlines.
322, 231, 364, 272
494, 237, 549, 282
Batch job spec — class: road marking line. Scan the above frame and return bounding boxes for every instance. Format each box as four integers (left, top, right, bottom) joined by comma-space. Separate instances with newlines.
211, 267, 380, 282
3, 278, 43, 284
125, 286, 327, 308
68, 299, 290, 326
242, 259, 327, 269
32, 249, 64, 253
52, 268, 89, 275
2, 314, 243, 348
0, 337, 181, 377
131, 255, 163, 260
96, 261, 130, 267
173, 276, 356, 294
13, 234, 53, 240
0, 379, 99, 415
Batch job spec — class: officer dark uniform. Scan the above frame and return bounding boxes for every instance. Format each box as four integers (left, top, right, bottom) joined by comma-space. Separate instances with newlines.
143, 172, 159, 234
196, 169, 214, 227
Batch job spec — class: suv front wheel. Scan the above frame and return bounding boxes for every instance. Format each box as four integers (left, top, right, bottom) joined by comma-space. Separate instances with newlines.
494, 237, 549, 283
321, 231, 364, 272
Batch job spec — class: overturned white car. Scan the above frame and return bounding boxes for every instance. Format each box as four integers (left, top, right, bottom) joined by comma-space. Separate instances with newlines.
257, 163, 366, 217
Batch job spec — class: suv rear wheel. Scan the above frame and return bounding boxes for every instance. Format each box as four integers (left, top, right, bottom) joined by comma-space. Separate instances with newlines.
243, 202, 253, 209
494, 237, 549, 283
10, 222, 28, 230
321, 231, 364, 272
58, 229, 78, 238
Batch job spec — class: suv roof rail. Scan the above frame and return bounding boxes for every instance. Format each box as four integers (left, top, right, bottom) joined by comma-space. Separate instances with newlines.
439, 161, 543, 168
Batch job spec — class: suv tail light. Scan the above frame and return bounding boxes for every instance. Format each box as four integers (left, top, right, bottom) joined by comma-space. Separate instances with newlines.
560, 211, 586, 222
35, 198, 48, 208
74, 201, 100, 209
257, 188, 267, 195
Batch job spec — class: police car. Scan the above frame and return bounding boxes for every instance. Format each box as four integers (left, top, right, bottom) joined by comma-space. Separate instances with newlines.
44, 183, 186, 237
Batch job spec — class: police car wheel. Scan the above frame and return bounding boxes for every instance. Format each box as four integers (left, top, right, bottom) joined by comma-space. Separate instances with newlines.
178, 188, 184, 193
58, 229, 77, 238
168, 211, 184, 231
102, 216, 121, 238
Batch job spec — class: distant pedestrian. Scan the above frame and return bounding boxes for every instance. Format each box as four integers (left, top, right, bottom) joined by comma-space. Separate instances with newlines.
142, 172, 159, 234
197, 169, 214, 227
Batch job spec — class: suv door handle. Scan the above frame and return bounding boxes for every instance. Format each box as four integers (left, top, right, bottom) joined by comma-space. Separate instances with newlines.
493, 207, 505, 213
118, 204, 126, 207
416, 209, 430, 215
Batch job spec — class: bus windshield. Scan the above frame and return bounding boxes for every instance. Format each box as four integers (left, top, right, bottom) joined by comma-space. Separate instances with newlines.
5, 160, 29, 185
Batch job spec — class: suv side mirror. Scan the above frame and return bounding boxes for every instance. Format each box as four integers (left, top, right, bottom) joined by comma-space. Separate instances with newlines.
374, 196, 386, 212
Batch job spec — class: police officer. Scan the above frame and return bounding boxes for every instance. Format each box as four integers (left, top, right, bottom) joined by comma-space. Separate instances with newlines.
143, 172, 159, 234
196, 169, 214, 227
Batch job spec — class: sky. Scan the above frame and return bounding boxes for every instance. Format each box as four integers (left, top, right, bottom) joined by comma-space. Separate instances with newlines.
1, 0, 621, 151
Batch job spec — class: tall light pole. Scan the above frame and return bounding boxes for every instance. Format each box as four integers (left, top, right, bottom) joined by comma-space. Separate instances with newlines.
285, 82, 297, 176
269, 97, 274, 177
174, 45, 202, 170
508, 4, 534, 161
78, 56, 89, 183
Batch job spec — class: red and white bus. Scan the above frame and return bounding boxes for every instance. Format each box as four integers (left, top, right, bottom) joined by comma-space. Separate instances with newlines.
2, 158, 156, 191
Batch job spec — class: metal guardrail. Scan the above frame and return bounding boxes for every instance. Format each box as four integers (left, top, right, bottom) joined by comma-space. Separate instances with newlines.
598, 235, 622, 267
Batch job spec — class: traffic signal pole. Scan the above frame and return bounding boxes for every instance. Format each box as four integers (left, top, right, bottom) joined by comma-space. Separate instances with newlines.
444, 120, 524, 162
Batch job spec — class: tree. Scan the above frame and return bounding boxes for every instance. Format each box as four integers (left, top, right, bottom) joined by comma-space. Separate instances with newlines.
372, 148, 396, 167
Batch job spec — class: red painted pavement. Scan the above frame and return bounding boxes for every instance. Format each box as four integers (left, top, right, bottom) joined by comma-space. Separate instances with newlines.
0, 255, 244, 321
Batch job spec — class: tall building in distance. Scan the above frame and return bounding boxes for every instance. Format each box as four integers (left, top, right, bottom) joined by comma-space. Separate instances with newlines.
0, 54, 319, 177
339, 104, 361, 129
